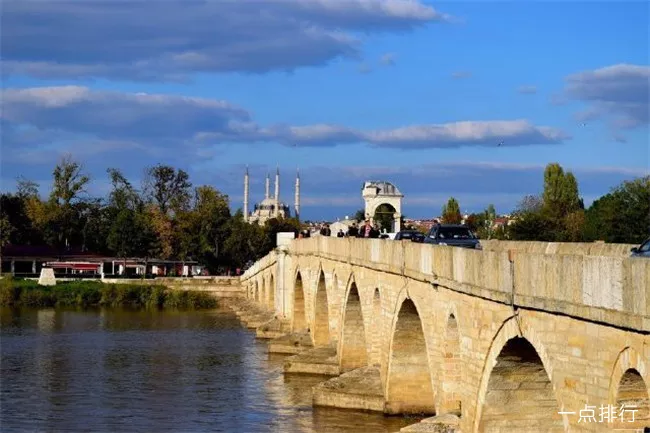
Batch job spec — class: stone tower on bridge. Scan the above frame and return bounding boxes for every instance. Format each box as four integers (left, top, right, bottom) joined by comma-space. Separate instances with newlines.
362, 181, 403, 233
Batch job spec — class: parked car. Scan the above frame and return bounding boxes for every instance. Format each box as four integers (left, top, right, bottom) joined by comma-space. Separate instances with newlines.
630, 237, 650, 257
424, 224, 481, 249
394, 230, 425, 243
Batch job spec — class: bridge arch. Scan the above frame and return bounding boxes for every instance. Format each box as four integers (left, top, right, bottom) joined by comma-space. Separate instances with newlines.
338, 276, 368, 372
385, 296, 436, 415
313, 268, 331, 346
254, 280, 259, 302
609, 347, 650, 429
473, 317, 564, 433
371, 203, 397, 233
292, 270, 307, 332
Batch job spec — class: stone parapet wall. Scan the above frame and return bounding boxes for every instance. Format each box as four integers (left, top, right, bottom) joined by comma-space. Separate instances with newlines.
287, 237, 649, 331
513, 252, 649, 330
242, 251, 277, 280
480, 239, 638, 257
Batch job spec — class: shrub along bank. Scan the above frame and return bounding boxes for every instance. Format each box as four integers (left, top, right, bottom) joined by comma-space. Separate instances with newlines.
0, 278, 217, 309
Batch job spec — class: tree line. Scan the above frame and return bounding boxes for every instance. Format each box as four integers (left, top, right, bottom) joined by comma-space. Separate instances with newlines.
1, 159, 647, 273
0, 157, 300, 273
440, 163, 649, 244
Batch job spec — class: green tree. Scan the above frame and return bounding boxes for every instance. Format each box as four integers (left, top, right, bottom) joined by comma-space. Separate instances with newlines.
79, 198, 110, 253
146, 204, 174, 260
107, 208, 139, 261
262, 216, 301, 253
542, 163, 581, 219
442, 197, 462, 224
143, 164, 192, 215
107, 168, 140, 211
508, 210, 558, 241
476, 204, 497, 239
584, 176, 650, 243
194, 186, 231, 265
0, 215, 14, 249
48, 156, 91, 248
564, 210, 586, 242
223, 210, 266, 268
509, 164, 585, 241
508, 194, 559, 241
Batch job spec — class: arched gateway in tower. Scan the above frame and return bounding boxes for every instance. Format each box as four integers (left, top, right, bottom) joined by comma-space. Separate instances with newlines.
362, 181, 403, 233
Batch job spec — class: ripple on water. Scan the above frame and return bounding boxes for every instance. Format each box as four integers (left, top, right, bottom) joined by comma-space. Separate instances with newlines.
1, 307, 419, 432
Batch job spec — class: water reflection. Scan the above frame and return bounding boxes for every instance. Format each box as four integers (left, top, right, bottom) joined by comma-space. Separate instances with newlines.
1, 307, 418, 432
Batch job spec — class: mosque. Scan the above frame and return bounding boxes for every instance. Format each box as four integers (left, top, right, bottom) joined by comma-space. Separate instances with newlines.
243, 167, 300, 225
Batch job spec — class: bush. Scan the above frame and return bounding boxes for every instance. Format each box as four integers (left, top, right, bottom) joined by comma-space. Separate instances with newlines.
0, 277, 217, 309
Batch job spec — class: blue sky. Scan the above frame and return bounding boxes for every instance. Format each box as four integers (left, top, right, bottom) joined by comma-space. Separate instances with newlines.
1, 0, 648, 220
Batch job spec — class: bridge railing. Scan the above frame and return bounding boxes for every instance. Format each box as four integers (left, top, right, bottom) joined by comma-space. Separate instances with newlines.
242, 250, 277, 281
290, 237, 649, 331
480, 240, 637, 257
513, 252, 649, 330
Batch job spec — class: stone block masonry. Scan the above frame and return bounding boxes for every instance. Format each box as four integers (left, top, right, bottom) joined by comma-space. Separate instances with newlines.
103, 276, 245, 299
241, 237, 649, 433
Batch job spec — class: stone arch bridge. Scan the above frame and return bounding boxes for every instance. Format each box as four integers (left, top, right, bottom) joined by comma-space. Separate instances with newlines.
240, 237, 649, 432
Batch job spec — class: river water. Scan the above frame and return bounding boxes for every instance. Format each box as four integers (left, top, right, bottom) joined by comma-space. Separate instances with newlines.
0, 307, 419, 433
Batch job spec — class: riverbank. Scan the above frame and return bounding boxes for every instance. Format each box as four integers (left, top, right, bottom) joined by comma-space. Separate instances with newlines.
0, 278, 217, 309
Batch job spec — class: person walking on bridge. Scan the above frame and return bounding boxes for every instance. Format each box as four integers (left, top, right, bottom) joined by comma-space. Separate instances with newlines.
360, 220, 373, 238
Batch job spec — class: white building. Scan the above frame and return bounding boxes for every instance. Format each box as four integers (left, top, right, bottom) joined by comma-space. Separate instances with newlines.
243, 167, 300, 225
330, 218, 357, 236
362, 181, 404, 233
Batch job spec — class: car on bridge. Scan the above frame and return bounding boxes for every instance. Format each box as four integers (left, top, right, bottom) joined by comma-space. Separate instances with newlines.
423, 224, 482, 249
394, 230, 425, 243
630, 237, 650, 257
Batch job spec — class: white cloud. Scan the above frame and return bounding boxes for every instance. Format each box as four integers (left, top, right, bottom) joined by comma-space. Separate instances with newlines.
2, 0, 451, 81
2, 86, 249, 143
564, 64, 649, 131
1, 86, 570, 154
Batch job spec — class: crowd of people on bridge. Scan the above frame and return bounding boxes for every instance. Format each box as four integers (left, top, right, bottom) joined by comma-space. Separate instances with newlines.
299, 220, 383, 239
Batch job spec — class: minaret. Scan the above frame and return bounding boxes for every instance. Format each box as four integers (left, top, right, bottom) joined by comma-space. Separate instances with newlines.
294, 168, 300, 221
274, 166, 280, 218
265, 173, 270, 200
243, 166, 249, 222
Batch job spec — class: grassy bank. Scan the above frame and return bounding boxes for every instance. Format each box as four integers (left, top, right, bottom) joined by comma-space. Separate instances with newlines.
0, 278, 217, 309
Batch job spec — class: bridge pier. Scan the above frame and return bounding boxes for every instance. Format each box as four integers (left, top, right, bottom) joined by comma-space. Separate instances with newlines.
399, 414, 460, 432
223, 298, 275, 330
267, 332, 313, 354
313, 366, 384, 412
255, 317, 291, 339
284, 346, 339, 375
